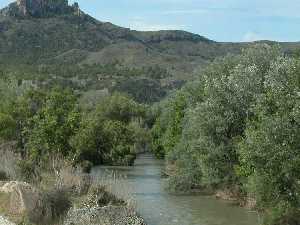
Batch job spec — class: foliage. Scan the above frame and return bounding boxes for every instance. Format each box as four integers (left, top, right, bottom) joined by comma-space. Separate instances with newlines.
151, 44, 300, 223
25, 88, 80, 161
238, 57, 300, 223
71, 93, 146, 166
112, 78, 167, 103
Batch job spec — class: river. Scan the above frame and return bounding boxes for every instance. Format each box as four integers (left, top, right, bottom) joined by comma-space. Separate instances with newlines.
92, 153, 261, 225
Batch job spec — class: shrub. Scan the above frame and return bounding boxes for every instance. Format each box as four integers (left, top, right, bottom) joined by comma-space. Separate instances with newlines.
82, 185, 125, 208
44, 188, 72, 219
57, 166, 91, 196
0, 171, 8, 181
238, 57, 300, 223
263, 203, 300, 225
17, 160, 40, 183
72, 93, 146, 166
79, 160, 93, 173
28, 187, 72, 225
0, 142, 19, 180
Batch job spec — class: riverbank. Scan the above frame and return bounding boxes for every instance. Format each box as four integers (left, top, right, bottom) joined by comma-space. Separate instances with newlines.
0, 140, 147, 225
0, 180, 146, 225
93, 153, 260, 225
165, 162, 257, 210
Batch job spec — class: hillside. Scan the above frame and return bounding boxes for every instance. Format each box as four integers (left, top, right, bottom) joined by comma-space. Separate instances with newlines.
1, 0, 300, 103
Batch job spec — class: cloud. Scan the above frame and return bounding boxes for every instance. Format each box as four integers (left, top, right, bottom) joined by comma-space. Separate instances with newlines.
242, 31, 264, 42
161, 9, 209, 15
129, 19, 185, 31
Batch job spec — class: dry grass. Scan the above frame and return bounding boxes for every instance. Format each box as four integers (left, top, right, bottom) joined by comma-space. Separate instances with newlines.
92, 170, 136, 210
0, 149, 137, 225
0, 192, 10, 214
56, 166, 91, 195
37, 155, 92, 197
0, 142, 19, 181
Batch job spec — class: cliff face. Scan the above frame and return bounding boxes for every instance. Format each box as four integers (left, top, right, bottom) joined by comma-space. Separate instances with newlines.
1, 0, 76, 17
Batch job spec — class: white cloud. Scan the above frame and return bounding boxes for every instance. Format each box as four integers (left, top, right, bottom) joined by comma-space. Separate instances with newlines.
129, 19, 185, 31
161, 9, 209, 15
242, 31, 264, 42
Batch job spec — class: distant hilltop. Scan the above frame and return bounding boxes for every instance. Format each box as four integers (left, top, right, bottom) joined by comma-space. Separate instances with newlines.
0, 0, 80, 17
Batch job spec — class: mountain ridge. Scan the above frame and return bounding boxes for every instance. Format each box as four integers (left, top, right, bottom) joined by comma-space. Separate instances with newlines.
0, 0, 300, 103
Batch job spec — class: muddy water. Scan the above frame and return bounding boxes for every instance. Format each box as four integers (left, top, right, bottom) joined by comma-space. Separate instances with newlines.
93, 153, 261, 225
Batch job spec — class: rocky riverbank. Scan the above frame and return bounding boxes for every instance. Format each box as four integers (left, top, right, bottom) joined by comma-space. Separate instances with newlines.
0, 216, 16, 225
0, 181, 146, 225
64, 206, 146, 225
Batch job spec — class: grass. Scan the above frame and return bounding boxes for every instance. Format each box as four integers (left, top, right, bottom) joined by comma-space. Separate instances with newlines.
0, 192, 9, 215
0, 143, 137, 225
92, 170, 136, 209
0, 142, 19, 181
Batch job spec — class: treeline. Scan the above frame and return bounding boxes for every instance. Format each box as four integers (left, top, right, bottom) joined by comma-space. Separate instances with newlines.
0, 80, 147, 178
0, 62, 170, 103
150, 45, 300, 225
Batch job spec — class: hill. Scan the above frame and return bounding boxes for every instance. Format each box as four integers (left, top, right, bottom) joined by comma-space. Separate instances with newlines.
1, 0, 300, 103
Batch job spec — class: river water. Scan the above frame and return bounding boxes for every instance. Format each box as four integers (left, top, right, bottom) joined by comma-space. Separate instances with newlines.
92, 153, 261, 225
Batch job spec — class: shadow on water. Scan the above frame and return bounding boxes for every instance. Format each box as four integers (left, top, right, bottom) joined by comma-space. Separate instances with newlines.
92, 153, 262, 225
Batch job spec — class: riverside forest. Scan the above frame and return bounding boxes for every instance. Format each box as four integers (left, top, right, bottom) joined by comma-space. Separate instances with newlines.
0, 1, 299, 225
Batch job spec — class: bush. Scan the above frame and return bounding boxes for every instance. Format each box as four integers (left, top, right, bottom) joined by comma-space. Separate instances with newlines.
0, 142, 19, 180
264, 203, 300, 225
72, 93, 146, 166
82, 185, 125, 208
0, 171, 8, 181
28, 187, 72, 224
79, 160, 93, 173
238, 57, 300, 223
17, 160, 40, 183
57, 166, 92, 196
44, 188, 72, 219
151, 45, 300, 224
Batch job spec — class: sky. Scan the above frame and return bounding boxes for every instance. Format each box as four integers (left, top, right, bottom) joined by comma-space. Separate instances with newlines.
1, 0, 300, 42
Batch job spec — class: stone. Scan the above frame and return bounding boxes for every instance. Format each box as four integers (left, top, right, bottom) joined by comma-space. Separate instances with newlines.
14, 0, 73, 17
0, 181, 41, 216
64, 206, 146, 225
0, 216, 16, 225
0, 181, 56, 224
16, 0, 27, 15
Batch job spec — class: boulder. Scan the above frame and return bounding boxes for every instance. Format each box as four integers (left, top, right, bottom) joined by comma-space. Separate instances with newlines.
0, 181, 53, 224
64, 206, 146, 225
0, 181, 41, 216
0, 216, 16, 225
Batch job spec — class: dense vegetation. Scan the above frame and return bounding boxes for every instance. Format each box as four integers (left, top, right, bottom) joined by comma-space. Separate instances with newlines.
0, 78, 147, 177
1, 0, 300, 107
1, 2, 300, 224
0, 61, 170, 104
150, 44, 300, 225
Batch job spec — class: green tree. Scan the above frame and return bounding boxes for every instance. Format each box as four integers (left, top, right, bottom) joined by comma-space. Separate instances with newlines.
26, 88, 80, 160
239, 57, 300, 224
71, 93, 145, 166
96, 93, 145, 124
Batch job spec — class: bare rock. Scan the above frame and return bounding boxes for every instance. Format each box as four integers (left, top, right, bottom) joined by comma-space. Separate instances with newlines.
0, 181, 54, 224
0, 216, 16, 225
64, 206, 146, 225
0, 181, 40, 216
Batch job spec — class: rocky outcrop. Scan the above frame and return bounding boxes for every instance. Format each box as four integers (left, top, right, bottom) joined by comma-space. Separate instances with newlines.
1, 0, 80, 17
64, 206, 146, 225
0, 216, 16, 225
0, 181, 41, 216
0, 181, 55, 224
0, 181, 146, 225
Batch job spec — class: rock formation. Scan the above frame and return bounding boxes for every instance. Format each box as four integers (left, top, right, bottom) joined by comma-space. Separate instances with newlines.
64, 206, 146, 225
0, 181, 41, 216
16, 0, 27, 15
0, 0, 80, 17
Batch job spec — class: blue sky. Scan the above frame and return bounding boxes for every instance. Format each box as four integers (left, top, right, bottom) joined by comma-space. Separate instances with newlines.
1, 0, 299, 42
